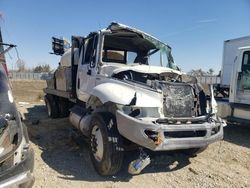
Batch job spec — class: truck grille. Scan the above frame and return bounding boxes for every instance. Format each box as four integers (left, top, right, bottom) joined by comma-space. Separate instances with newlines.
164, 130, 206, 138
161, 82, 194, 117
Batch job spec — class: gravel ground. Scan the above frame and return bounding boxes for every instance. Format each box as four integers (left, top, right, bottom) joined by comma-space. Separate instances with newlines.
12, 80, 250, 188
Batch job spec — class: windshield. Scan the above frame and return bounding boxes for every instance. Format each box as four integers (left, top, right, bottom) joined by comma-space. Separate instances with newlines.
101, 32, 178, 70
146, 45, 177, 69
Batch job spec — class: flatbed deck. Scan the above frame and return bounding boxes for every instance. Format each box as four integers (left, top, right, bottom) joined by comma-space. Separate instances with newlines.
44, 88, 77, 103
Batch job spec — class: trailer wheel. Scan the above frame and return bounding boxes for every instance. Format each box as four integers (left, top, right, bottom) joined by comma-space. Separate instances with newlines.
44, 94, 59, 118
89, 112, 124, 176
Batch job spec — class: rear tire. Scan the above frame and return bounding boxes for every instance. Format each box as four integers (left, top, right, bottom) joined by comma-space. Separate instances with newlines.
44, 94, 59, 118
89, 112, 124, 176
58, 97, 70, 117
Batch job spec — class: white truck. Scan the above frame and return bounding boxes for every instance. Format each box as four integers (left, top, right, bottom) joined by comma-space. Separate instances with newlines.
213, 36, 250, 97
44, 23, 224, 175
216, 36, 250, 123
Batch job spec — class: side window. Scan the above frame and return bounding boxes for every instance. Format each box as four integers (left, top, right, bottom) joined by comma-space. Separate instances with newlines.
242, 51, 250, 65
127, 51, 137, 63
103, 50, 125, 63
82, 35, 98, 66
79, 42, 85, 65
84, 37, 94, 63
242, 51, 250, 72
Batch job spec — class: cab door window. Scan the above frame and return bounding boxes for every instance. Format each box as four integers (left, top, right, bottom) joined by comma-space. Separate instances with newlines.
240, 51, 250, 90
82, 35, 98, 67
242, 51, 250, 73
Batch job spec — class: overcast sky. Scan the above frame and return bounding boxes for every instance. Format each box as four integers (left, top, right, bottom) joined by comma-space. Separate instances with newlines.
1, 0, 250, 73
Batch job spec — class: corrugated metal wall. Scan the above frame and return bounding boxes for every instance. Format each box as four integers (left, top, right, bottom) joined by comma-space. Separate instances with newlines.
197, 76, 221, 84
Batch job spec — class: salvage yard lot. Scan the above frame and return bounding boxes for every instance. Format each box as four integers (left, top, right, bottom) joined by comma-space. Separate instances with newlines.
11, 80, 250, 188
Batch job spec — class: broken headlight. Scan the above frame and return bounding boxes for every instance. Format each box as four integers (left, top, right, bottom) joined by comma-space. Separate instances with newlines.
0, 115, 19, 160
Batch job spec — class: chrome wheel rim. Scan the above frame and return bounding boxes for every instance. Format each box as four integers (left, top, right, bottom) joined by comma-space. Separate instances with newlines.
91, 125, 104, 162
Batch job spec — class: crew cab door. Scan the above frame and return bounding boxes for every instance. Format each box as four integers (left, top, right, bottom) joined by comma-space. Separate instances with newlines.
234, 48, 250, 103
77, 34, 98, 102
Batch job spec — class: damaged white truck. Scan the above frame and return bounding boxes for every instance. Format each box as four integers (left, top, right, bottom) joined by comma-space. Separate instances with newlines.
44, 23, 224, 175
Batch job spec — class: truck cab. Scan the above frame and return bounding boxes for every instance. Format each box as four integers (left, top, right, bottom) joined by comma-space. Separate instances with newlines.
72, 24, 180, 104
228, 46, 250, 121
230, 47, 250, 103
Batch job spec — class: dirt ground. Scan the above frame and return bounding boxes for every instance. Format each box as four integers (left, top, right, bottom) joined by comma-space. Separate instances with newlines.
11, 80, 250, 188
11, 80, 46, 102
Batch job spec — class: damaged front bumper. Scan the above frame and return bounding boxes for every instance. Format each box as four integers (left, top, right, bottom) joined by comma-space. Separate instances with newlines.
116, 110, 223, 151
0, 147, 34, 188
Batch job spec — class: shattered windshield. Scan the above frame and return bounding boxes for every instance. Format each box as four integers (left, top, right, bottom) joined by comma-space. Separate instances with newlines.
102, 31, 178, 70
143, 35, 178, 70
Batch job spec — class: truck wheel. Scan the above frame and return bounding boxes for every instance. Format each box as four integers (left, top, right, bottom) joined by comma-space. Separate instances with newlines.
44, 94, 59, 118
89, 112, 124, 176
58, 97, 70, 117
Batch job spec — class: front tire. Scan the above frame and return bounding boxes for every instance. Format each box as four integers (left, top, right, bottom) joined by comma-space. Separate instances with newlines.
89, 112, 124, 176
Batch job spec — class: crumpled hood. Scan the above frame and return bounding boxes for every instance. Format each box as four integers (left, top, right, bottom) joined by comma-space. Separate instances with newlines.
100, 63, 182, 77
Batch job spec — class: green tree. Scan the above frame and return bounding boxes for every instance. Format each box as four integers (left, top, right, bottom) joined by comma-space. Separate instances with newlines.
16, 59, 26, 72
207, 68, 214, 75
33, 64, 50, 73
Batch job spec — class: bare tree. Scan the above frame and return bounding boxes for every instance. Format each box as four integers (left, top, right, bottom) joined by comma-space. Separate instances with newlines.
0, 12, 4, 23
188, 69, 206, 77
16, 59, 26, 72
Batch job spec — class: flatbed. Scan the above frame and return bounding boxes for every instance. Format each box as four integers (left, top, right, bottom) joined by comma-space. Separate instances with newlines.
43, 88, 76, 103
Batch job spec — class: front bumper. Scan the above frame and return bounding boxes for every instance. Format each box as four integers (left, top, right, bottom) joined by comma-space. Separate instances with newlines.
0, 148, 34, 188
116, 110, 223, 151
0, 171, 33, 188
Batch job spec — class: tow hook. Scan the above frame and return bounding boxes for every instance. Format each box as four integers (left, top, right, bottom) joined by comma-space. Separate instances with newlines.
128, 148, 151, 175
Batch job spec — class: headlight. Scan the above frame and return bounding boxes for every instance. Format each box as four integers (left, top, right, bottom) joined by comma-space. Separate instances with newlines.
120, 105, 161, 118
0, 115, 18, 158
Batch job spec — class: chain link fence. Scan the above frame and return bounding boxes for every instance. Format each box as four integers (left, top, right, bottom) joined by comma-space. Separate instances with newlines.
9, 72, 51, 80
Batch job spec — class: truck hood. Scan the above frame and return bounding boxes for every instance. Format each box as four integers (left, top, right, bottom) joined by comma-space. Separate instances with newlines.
100, 63, 182, 77
107, 22, 171, 49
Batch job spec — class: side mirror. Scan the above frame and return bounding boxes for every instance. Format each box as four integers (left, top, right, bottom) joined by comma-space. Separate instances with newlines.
51, 37, 70, 55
